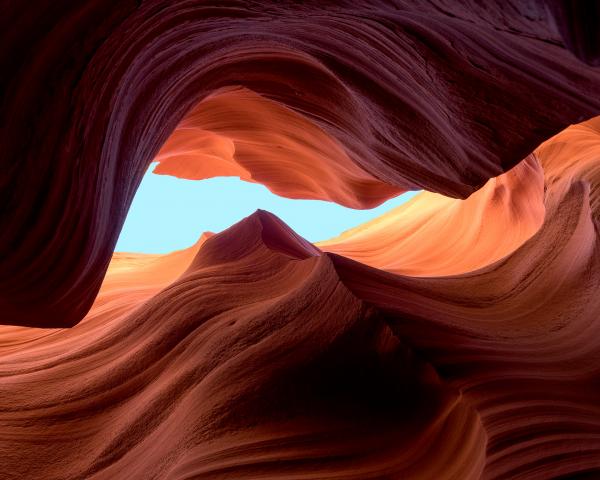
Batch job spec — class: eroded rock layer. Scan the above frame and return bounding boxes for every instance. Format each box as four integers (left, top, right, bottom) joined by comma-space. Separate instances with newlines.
153, 86, 403, 209
319, 117, 600, 277
1, 194, 599, 478
3, 118, 600, 477
2, 1, 600, 479
2, 0, 600, 326
318, 155, 546, 276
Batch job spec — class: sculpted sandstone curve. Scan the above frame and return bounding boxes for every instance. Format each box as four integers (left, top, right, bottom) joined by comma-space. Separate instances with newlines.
1, 195, 599, 477
0, 212, 485, 479
2, 2, 600, 478
2, 0, 600, 326
319, 116, 600, 277
318, 154, 546, 276
153, 86, 402, 209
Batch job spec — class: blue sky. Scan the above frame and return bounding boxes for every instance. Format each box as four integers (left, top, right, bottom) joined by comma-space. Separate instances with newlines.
115, 164, 419, 253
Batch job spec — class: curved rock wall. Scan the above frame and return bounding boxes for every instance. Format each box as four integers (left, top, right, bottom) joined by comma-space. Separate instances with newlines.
1, 1, 600, 479
2, 0, 600, 326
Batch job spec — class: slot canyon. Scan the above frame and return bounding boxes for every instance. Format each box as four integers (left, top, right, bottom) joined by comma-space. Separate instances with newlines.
1, 1, 600, 479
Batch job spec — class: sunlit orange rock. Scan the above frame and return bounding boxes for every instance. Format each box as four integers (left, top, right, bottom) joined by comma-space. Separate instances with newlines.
0, 213, 486, 479
536, 116, 600, 215
154, 87, 402, 208
319, 155, 545, 276
2, 195, 599, 477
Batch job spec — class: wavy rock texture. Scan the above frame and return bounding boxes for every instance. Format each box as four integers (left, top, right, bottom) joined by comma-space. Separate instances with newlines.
318, 155, 546, 276
0, 212, 484, 479
332, 180, 600, 479
3, 0, 600, 326
153, 86, 402, 208
2, 119, 600, 478
2, 1, 600, 479
2, 182, 600, 478
321, 117, 600, 277
536, 116, 600, 216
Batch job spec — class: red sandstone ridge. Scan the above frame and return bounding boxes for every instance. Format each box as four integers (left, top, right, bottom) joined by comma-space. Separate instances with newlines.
331, 181, 600, 479
0, 212, 483, 479
2, 119, 600, 477
2, 0, 600, 327
535, 116, 600, 216
1, 204, 599, 478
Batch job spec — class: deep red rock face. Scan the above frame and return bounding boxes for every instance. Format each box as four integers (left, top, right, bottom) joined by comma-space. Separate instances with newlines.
1, 1, 600, 479
2, 0, 600, 327
546, 0, 600, 66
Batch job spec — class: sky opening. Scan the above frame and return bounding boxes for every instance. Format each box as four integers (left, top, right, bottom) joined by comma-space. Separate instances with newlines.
115, 163, 419, 253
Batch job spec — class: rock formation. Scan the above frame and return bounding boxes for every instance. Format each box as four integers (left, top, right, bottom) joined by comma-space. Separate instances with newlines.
1, 1, 600, 479
2, 0, 600, 327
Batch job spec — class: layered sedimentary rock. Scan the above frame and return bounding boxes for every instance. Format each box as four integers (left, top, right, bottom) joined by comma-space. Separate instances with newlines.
3, 0, 600, 327
3, 118, 600, 478
0, 213, 479, 479
318, 117, 600, 277
2, 0, 600, 479
2, 124, 600, 477
318, 155, 546, 276
153, 86, 402, 208
536, 116, 600, 216
1, 194, 599, 478
332, 180, 600, 479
